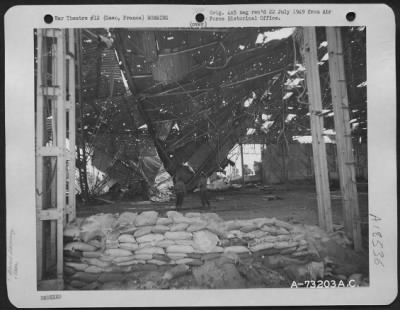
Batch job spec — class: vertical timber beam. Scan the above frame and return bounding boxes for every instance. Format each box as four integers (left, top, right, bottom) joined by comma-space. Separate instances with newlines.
240, 143, 245, 184
303, 27, 333, 232
55, 29, 66, 286
326, 27, 362, 250
66, 28, 76, 222
35, 29, 44, 282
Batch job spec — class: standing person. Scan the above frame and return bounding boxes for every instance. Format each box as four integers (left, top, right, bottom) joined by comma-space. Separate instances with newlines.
174, 177, 186, 210
198, 172, 211, 209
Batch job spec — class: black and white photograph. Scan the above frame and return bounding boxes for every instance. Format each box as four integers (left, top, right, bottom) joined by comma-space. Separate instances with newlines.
5, 4, 397, 307
34, 25, 369, 291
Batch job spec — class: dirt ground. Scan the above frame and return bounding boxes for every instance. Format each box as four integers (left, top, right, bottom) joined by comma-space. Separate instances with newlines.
77, 183, 369, 248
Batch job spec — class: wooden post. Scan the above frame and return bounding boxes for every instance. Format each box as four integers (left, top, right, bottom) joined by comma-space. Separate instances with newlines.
35, 29, 44, 282
66, 28, 76, 222
303, 27, 333, 232
240, 143, 245, 184
326, 27, 362, 250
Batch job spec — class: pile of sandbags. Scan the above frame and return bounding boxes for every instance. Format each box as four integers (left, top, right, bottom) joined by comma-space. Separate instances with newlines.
63, 210, 314, 289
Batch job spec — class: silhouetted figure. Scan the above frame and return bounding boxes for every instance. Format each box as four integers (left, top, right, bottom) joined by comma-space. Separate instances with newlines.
198, 172, 211, 209
174, 178, 186, 210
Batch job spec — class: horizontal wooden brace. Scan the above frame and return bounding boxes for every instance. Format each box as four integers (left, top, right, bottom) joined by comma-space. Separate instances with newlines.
39, 209, 63, 221
37, 147, 63, 157
38, 86, 61, 97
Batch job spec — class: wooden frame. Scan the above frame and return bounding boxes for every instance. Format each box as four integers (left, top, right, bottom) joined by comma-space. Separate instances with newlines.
36, 28, 76, 290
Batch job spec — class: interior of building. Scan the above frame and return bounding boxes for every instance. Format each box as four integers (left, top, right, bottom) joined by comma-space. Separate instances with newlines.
35, 26, 368, 290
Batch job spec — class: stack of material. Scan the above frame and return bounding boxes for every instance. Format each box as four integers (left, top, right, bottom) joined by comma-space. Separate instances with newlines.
63, 211, 315, 289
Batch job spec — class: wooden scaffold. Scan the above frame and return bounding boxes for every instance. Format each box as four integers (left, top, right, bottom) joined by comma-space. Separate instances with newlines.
35, 28, 76, 290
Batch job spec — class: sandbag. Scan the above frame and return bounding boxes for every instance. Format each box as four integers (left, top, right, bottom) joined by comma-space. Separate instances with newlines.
70, 280, 87, 289
136, 233, 164, 244
201, 253, 222, 261
224, 246, 250, 254
116, 259, 146, 266
275, 227, 290, 235
185, 258, 203, 266
64, 256, 82, 263
63, 224, 81, 239
206, 222, 227, 238
65, 262, 89, 271
64, 242, 97, 252
243, 230, 268, 239
240, 223, 259, 233
133, 253, 153, 261
249, 242, 274, 252
224, 220, 243, 231
227, 230, 245, 239
249, 235, 277, 247
85, 265, 104, 273
81, 258, 111, 268
88, 239, 102, 249
165, 231, 192, 240
279, 246, 298, 255
210, 246, 224, 253
64, 266, 76, 276
152, 254, 170, 262
138, 242, 153, 249
99, 255, 115, 262
119, 225, 137, 234
112, 255, 137, 263
156, 217, 173, 226
274, 241, 298, 249
201, 213, 223, 223
147, 259, 167, 266
134, 211, 158, 227
156, 239, 176, 248
175, 258, 195, 265
82, 251, 102, 258
192, 230, 219, 252
162, 264, 190, 280
186, 253, 202, 259
170, 223, 189, 232
185, 212, 201, 218
119, 243, 139, 251
64, 250, 82, 259
186, 222, 208, 232
104, 248, 133, 257
115, 212, 137, 226
134, 226, 153, 238
173, 239, 195, 247
253, 217, 276, 228
167, 253, 187, 260
81, 213, 116, 231
80, 229, 104, 243
118, 234, 136, 243
135, 247, 165, 255
275, 235, 292, 242
274, 219, 294, 231
71, 272, 99, 283
260, 225, 278, 234
152, 225, 170, 234
167, 245, 195, 254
